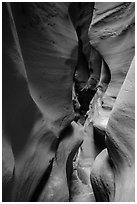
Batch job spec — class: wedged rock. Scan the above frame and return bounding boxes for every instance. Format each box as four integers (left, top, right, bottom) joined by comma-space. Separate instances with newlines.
85, 52, 111, 134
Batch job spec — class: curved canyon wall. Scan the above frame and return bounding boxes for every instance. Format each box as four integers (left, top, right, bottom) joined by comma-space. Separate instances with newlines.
3, 2, 80, 201
2, 2, 135, 202
88, 2, 135, 129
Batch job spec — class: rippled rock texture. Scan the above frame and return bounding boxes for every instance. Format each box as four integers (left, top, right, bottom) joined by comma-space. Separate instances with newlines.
2, 2, 135, 202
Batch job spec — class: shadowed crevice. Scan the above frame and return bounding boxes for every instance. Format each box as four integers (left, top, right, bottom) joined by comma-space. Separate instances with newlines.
30, 158, 54, 202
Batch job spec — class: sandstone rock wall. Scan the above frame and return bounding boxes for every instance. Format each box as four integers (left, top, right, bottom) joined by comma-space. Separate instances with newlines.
3, 2, 80, 201
2, 2, 135, 202
88, 2, 135, 130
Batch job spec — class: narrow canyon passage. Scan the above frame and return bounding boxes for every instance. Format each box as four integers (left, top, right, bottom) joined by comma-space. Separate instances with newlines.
2, 2, 135, 202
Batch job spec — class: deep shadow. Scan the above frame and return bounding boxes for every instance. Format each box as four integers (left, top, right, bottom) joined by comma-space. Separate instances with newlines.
30, 158, 54, 202
93, 126, 106, 153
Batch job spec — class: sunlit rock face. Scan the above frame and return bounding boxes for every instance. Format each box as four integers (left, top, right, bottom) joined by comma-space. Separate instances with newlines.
88, 2, 135, 130
2, 2, 135, 202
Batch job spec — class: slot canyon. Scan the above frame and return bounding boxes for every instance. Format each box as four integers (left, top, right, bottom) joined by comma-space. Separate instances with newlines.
2, 2, 135, 202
